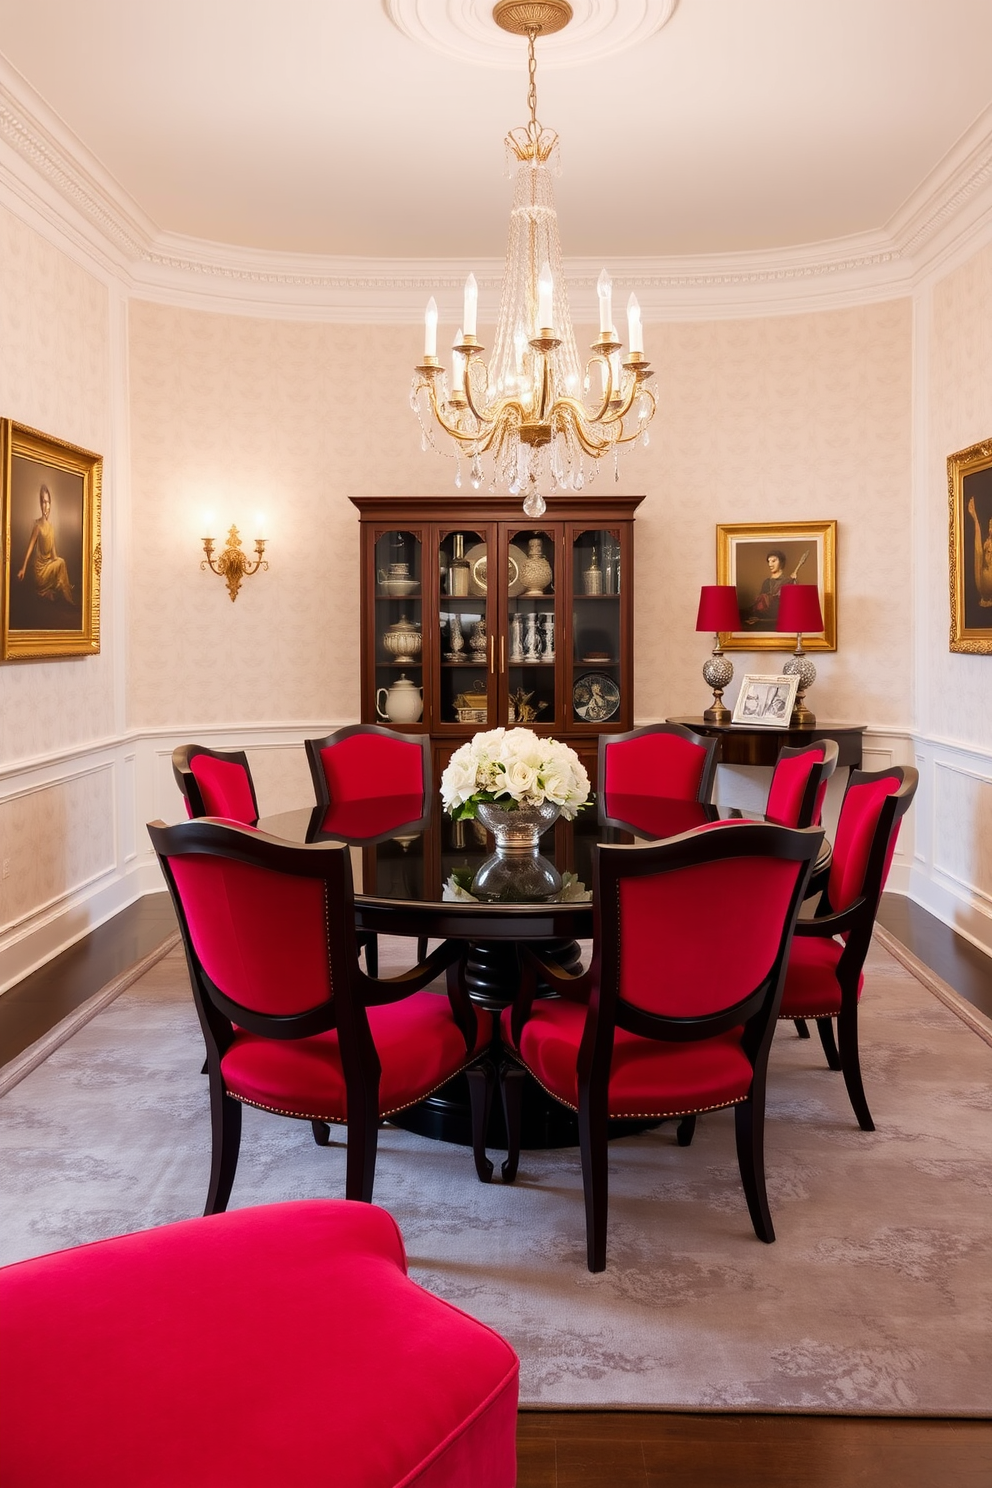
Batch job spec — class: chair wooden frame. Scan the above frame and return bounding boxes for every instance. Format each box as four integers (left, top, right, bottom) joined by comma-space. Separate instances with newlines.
171, 743, 259, 824
597, 723, 720, 829
148, 817, 492, 1212
501, 821, 823, 1270
783, 766, 919, 1131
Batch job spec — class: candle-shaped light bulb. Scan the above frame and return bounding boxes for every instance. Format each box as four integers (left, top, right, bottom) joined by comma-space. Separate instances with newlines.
538, 262, 554, 331
424, 297, 438, 359
609, 350, 622, 398
627, 293, 643, 354
597, 269, 613, 334
255, 511, 266, 538
462, 274, 478, 339
452, 329, 465, 393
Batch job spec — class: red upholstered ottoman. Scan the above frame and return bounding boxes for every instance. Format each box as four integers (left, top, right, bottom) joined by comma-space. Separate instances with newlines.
0, 1200, 518, 1488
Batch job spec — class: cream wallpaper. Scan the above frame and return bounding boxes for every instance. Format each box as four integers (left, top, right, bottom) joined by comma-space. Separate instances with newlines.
0, 204, 114, 764
929, 239, 992, 749
128, 298, 913, 731
127, 307, 448, 727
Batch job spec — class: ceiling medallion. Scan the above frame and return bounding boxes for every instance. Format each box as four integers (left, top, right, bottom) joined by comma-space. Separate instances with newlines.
385, 1, 677, 70
410, 4, 655, 516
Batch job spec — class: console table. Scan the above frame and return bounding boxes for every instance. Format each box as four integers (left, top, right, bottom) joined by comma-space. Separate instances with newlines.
665, 718, 866, 769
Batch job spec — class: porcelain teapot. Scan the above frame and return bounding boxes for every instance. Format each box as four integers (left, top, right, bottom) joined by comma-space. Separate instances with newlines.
376, 674, 424, 724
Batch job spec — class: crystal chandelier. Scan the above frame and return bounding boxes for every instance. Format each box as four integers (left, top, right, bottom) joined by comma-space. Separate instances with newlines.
411, 1, 655, 518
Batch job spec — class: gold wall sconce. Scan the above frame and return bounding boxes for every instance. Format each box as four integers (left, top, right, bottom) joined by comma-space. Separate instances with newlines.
200, 524, 268, 602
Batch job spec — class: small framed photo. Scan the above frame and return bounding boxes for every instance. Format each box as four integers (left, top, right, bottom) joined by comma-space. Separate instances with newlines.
716, 520, 836, 652
1, 420, 102, 660
731, 673, 800, 728
948, 437, 992, 654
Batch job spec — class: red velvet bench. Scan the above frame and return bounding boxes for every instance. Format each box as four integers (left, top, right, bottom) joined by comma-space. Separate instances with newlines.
0, 1200, 519, 1488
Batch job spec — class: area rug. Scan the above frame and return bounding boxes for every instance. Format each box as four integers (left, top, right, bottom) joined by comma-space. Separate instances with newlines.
1, 937, 991, 1414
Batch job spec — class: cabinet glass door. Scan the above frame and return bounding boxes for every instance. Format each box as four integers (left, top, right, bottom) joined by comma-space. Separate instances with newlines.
505, 526, 558, 727
437, 526, 493, 730
571, 527, 622, 728
373, 529, 424, 729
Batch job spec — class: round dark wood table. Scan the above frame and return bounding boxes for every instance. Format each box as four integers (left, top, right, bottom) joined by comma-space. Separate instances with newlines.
255, 799, 827, 1149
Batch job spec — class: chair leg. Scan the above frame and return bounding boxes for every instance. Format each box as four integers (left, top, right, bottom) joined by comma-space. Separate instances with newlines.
676, 1114, 697, 1147
417, 937, 428, 962
579, 1093, 610, 1272
345, 1091, 380, 1203
500, 1060, 525, 1183
816, 1016, 843, 1071
734, 1096, 775, 1243
205, 1086, 242, 1216
311, 1120, 331, 1146
465, 1061, 495, 1183
837, 1005, 875, 1132
794, 1018, 811, 1040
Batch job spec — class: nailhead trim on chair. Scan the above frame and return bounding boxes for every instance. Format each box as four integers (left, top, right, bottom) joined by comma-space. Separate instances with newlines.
502, 1049, 748, 1121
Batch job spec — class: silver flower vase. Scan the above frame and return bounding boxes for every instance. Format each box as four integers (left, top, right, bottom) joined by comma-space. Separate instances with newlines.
471, 800, 562, 902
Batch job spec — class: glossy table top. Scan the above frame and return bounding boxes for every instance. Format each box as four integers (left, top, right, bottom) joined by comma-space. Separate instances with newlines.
253, 797, 815, 935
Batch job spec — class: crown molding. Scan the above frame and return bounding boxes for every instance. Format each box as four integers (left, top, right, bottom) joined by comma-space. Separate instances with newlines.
2, 53, 992, 320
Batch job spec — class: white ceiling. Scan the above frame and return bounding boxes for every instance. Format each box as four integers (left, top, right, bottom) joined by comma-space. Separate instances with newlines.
1, 0, 992, 263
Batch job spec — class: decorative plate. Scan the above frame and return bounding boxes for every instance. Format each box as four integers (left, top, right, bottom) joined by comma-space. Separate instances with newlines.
466, 542, 527, 597
572, 671, 620, 722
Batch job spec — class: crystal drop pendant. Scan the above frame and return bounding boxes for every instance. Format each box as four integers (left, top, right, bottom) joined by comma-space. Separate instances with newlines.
523, 490, 547, 518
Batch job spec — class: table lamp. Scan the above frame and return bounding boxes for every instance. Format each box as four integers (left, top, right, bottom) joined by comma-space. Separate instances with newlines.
695, 585, 741, 723
778, 584, 824, 725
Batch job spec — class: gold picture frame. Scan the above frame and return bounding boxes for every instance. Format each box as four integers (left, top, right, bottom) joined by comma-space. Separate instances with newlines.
716, 520, 836, 652
1, 420, 102, 660
948, 438, 992, 654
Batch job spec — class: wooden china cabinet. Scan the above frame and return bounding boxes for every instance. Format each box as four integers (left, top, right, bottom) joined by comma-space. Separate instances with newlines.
351, 494, 643, 792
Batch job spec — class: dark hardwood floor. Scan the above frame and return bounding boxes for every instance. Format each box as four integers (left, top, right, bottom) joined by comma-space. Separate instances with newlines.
1, 891, 990, 1487
0, 894, 177, 1067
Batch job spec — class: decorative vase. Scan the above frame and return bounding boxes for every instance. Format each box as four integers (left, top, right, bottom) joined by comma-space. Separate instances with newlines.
583, 548, 603, 595
520, 537, 552, 596
469, 618, 487, 662
470, 800, 563, 903
509, 610, 524, 662
382, 616, 422, 664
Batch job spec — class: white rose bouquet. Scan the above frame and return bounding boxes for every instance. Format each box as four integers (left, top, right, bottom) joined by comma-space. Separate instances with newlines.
440, 727, 590, 822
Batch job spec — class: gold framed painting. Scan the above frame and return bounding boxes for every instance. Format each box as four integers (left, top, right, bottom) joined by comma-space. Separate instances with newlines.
1, 420, 102, 660
948, 438, 992, 654
716, 520, 836, 652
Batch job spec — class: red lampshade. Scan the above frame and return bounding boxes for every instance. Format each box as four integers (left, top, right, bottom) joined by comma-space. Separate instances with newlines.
777, 583, 823, 634
695, 585, 741, 632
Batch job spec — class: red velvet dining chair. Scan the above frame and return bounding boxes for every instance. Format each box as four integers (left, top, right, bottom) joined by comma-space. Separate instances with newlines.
765, 738, 839, 829
598, 722, 719, 831
147, 817, 494, 1211
778, 765, 919, 1131
172, 743, 259, 824
305, 724, 431, 835
500, 821, 823, 1271
306, 725, 432, 969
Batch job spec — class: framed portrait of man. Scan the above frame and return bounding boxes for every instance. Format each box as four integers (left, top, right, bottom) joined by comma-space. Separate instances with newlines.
1, 420, 102, 660
716, 520, 837, 652
948, 438, 992, 654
